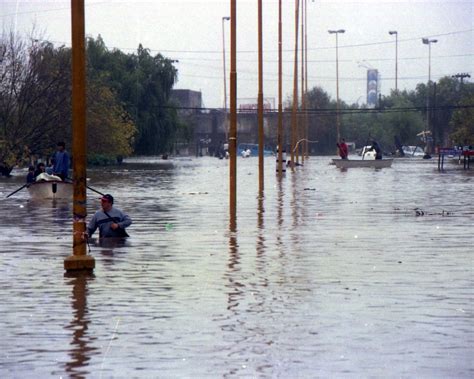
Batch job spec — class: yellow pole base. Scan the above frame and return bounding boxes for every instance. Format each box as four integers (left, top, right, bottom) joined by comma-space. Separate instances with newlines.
64, 254, 95, 271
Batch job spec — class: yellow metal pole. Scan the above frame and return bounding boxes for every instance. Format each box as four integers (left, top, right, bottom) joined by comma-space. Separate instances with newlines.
277, 0, 283, 176
335, 32, 341, 143
258, 0, 264, 193
222, 16, 230, 141
290, 0, 300, 171
300, 0, 305, 164
64, 0, 95, 271
229, 0, 237, 221
304, 0, 309, 159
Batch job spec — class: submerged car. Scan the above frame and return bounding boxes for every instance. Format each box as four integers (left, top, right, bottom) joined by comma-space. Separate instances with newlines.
402, 145, 425, 157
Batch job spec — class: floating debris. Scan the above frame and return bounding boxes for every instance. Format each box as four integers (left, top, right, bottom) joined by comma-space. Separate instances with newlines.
414, 208, 425, 216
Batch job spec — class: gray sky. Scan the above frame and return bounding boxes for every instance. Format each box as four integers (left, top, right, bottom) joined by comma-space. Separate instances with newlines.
1, 0, 473, 108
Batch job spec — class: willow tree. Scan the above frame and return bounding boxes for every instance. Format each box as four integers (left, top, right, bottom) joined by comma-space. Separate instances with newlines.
86, 36, 180, 155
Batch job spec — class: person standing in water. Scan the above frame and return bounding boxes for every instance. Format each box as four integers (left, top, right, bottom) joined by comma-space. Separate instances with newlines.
83, 194, 132, 239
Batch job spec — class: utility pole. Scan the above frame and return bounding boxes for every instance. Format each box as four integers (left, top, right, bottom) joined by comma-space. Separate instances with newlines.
388, 31, 398, 92
328, 29, 345, 144
229, 1, 237, 223
222, 16, 230, 140
276, 0, 284, 177
257, 0, 264, 194
452, 73, 471, 84
290, 0, 300, 171
65, 0, 95, 272
422, 37, 438, 157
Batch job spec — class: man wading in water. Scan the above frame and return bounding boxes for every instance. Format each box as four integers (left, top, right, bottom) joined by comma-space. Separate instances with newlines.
83, 194, 132, 239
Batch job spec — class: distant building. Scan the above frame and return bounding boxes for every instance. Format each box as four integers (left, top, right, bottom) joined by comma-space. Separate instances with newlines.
171, 89, 202, 114
367, 69, 380, 108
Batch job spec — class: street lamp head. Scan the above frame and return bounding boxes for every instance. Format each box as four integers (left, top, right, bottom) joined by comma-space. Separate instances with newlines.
328, 29, 345, 34
389, 30, 397, 35
223, 16, 230, 21
422, 37, 438, 45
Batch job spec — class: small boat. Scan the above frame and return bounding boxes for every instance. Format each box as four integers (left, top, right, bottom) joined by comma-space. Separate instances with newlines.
332, 158, 393, 169
27, 179, 73, 199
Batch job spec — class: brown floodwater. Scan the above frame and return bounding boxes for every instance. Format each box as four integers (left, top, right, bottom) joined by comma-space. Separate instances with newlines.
0, 156, 472, 378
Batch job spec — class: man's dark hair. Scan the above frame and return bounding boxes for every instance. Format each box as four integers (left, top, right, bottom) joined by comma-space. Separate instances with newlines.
57, 141, 66, 148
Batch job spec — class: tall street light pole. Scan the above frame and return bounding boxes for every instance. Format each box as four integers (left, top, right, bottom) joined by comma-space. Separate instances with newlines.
222, 16, 230, 140
328, 29, 345, 143
422, 37, 437, 156
389, 30, 398, 92
290, 0, 300, 171
229, 2, 237, 223
276, 0, 284, 176
304, 0, 309, 160
423, 38, 437, 85
257, 0, 264, 194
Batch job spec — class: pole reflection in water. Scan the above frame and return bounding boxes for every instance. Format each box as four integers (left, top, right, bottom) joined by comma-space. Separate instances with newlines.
275, 176, 286, 262
256, 191, 266, 265
64, 272, 98, 378
290, 170, 302, 236
222, 217, 244, 377
225, 216, 241, 314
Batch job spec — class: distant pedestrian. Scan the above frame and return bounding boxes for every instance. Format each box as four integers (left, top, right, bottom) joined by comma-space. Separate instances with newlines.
51, 141, 70, 180
337, 138, 349, 159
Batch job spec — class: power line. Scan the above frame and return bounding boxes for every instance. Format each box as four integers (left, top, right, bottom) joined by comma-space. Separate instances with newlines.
168, 53, 474, 64
159, 103, 474, 114
0, 1, 108, 18
29, 29, 474, 55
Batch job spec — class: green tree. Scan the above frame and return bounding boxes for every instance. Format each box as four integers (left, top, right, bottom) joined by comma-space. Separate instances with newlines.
0, 31, 137, 172
304, 86, 337, 153
449, 93, 474, 145
86, 37, 180, 155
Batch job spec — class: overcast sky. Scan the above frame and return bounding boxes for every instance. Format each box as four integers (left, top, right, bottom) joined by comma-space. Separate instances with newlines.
1, 0, 473, 109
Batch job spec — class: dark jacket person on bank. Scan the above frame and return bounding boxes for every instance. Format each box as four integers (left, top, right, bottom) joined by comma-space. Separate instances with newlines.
84, 194, 132, 239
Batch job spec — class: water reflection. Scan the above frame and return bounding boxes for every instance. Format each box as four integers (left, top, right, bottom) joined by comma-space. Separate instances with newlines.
256, 192, 265, 264
1, 157, 472, 378
226, 217, 240, 313
64, 272, 98, 378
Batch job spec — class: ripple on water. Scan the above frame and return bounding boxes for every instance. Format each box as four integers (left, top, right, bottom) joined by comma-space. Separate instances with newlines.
0, 157, 472, 378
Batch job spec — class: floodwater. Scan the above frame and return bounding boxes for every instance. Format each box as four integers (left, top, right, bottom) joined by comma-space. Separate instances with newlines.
0, 156, 472, 378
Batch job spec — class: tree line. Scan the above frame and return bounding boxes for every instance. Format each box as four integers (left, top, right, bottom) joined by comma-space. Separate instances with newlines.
0, 32, 185, 174
302, 78, 473, 154
1, 31, 472, 175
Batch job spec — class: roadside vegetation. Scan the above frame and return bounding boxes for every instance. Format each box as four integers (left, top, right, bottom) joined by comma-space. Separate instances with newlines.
0, 30, 472, 174
304, 79, 474, 154
0, 32, 183, 173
